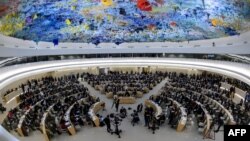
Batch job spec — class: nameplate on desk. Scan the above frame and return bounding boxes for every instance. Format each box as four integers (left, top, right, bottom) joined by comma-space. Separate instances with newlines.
224, 125, 250, 141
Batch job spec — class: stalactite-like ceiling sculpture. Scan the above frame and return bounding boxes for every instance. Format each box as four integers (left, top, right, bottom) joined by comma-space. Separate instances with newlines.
0, 0, 250, 44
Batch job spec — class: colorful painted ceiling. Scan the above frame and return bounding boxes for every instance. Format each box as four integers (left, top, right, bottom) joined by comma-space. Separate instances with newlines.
0, 0, 250, 44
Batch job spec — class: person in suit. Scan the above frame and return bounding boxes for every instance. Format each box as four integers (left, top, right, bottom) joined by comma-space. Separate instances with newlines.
168, 107, 175, 125
215, 114, 224, 132
0, 103, 6, 113
137, 103, 143, 113
111, 97, 117, 109
104, 115, 112, 133
115, 98, 120, 112
144, 108, 150, 127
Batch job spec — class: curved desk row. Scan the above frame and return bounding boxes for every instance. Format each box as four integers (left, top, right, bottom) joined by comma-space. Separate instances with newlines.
40, 104, 56, 141
191, 91, 236, 125
64, 103, 77, 136
63, 94, 91, 135
17, 93, 59, 137
16, 92, 82, 138
94, 83, 150, 94
88, 101, 105, 127
3, 81, 45, 103
16, 109, 32, 137
212, 99, 236, 125
195, 101, 213, 136
169, 85, 236, 125
2, 88, 22, 103
144, 99, 163, 119
167, 98, 187, 132
40, 94, 88, 141
16, 97, 46, 137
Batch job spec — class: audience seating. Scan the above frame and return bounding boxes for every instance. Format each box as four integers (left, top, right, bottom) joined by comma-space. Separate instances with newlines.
1, 74, 99, 141
1, 70, 250, 141
83, 71, 167, 100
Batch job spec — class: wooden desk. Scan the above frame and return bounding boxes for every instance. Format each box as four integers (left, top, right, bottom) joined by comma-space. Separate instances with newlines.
3, 89, 22, 103
167, 98, 187, 132
16, 116, 26, 137
88, 101, 105, 127
196, 101, 213, 136
64, 104, 77, 135
106, 92, 113, 99
143, 87, 150, 93
212, 99, 236, 125
136, 91, 143, 98
94, 85, 104, 93
119, 97, 136, 104
17, 99, 43, 137
192, 91, 236, 125
144, 100, 163, 119
40, 104, 55, 141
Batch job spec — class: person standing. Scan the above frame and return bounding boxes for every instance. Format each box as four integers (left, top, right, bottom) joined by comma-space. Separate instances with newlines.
144, 108, 150, 127
215, 116, 224, 133
137, 103, 143, 113
111, 97, 117, 109
244, 91, 250, 104
0, 103, 6, 113
104, 115, 112, 133
115, 98, 120, 112
168, 107, 175, 125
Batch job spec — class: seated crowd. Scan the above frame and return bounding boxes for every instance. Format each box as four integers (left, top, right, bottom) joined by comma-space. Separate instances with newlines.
83, 71, 168, 98
44, 93, 98, 139
168, 72, 250, 122
1, 70, 250, 139
1, 74, 100, 139
143, 71, 250, 135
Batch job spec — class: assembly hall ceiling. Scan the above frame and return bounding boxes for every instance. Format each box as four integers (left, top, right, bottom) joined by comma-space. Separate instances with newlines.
0, 0, 250, 44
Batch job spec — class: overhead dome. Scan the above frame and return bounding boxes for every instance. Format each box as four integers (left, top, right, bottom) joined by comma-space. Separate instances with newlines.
0, 0, 250, 43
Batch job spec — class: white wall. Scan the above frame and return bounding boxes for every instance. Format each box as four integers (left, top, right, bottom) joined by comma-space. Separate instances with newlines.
0, 31, 250, 57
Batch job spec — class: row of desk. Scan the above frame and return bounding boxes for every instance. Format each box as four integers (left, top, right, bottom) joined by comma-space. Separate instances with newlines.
40, 104, 56, 141
166, 98, 187, 132
191, 91, 236, 125
16, 92, 61, 137
88, 101, 105, 127
2, 88, 22, 103
195, 101, 213, 136
39, 96, 94, 141
92, 83, 153, 93
211, 98, 236, 125
18, 92, 81, 140
3, 82, 46, 104
145, 99, 187, 132
105, 91, 144, 99
168, 85, 236, 125
16, 98, 44, 137
144, 100, 163, 119
62, 94, 90, 135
